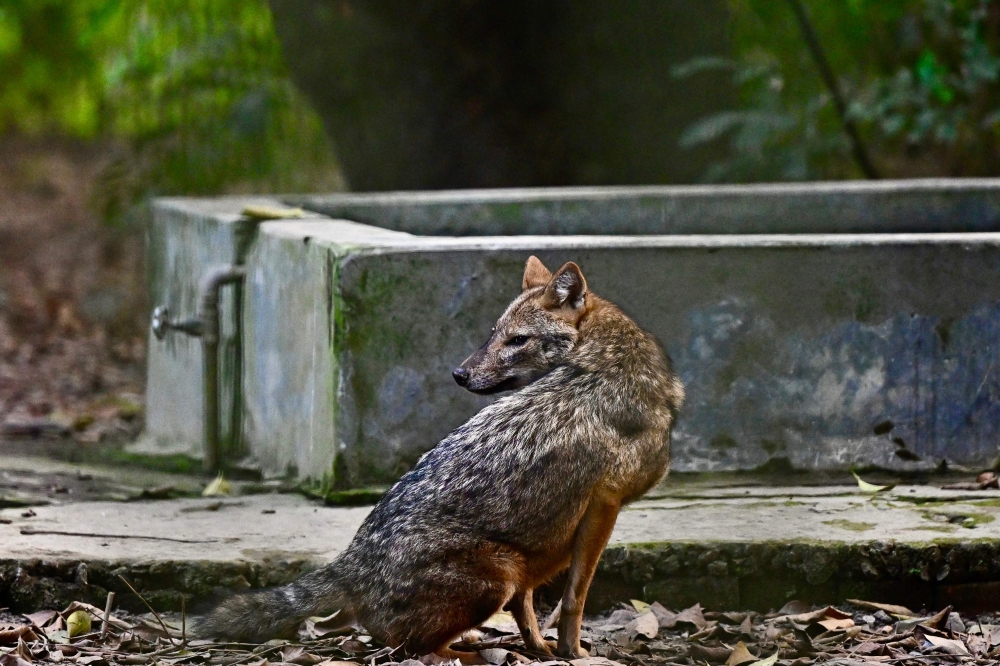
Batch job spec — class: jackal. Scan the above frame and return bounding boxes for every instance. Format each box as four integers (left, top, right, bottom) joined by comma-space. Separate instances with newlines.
198, 256, 684, 660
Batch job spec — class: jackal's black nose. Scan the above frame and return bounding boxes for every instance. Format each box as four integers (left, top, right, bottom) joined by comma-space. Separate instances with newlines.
452, 367, 470, 386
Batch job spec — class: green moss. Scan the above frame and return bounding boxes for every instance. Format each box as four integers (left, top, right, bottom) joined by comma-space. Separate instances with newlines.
299, 481, 385, 506
823, 274, 880, 322
709, 433, 739, 449
299, 465, 386, 505
750, 456, 807, 477
964, 512, 995, 527
822, 519, 876, 532
95, 449, 203, 476
920, 510, 996, 528
761, 438, 786, 454
322, 488, 386, 506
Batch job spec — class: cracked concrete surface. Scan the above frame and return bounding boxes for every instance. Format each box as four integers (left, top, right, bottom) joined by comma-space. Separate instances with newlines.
4, 482, 1000, 563
5, 454, 1000, 613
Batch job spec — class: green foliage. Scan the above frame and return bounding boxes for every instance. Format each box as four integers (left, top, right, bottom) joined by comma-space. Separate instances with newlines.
680, 0, 1000, 181
0, 1, 115, 136
0, 0, 341, 219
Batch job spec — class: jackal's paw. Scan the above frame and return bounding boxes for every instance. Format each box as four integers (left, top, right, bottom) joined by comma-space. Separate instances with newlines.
429, 648, 487, 665
524, 639, 557, 657
556, 644, 589, 659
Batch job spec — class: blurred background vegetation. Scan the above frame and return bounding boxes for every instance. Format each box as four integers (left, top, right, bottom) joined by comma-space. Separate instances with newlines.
3, 0, 1000, 205
681, 0, 1000, 181
0, 0, 343, 225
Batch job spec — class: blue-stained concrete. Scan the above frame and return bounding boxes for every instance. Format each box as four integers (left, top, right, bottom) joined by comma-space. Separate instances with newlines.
672, 299, 1000, 471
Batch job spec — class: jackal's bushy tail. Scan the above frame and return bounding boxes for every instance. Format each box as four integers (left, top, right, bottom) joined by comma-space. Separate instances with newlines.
195, 564, 347, 643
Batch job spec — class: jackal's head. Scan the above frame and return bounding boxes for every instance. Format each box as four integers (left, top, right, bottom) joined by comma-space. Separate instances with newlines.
453, 256, 590, 394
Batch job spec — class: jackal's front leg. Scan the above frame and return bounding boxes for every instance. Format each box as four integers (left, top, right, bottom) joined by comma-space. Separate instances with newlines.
557, 497, 620, 659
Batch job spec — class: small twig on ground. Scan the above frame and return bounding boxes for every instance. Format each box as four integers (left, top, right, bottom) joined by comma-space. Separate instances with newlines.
117, 575, 179, 646
181, 595, 187, 647
542, 600, 561, 630
467, 635, 520, 649
218, 643, 283, 666
100, 591, 116, 640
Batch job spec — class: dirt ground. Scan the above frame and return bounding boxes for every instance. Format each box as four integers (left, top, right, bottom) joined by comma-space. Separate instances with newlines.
1, 597, 999, 666
0, 137, 146, 450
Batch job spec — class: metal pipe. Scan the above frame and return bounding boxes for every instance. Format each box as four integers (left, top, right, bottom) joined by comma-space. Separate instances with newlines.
198, 265, 246, 474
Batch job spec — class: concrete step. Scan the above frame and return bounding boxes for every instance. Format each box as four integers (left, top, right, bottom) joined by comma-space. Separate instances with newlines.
4, 479, 1000, 616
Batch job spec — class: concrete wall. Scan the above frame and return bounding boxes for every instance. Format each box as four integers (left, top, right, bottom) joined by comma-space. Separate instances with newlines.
140, 197, 305, 461
146, 185, 1000, 484
242, 225, 1000, 485
242, 220, 413, 478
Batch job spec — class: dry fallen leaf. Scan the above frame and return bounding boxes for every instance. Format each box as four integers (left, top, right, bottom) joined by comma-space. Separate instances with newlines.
241, 206, 305, 220
13, 638, 32, 663
852, 470, 894, 493
896, 605, 952, 632
629, 600, 650, 614
339, 639, 368, 654
853, 641, 886, 656
304, 610, 354, 639
746, 653, 778, 666
202, 473, 232, 497
726, 640, 756, 666
688, 644, 732, 662
478, 648, 509, 664
925, 634, 971, 656
846, 599, 916, 618
281, 646, 323, 665
0, 627, 39, 645
569, 658, 625, 666
480, 610, 518, 634
776, 600, 811, 616
624, 612, 658, 640
671, 603, 708, 631
74, 656, 106, 666
22, 611, 58, 630
781, 606, 852, 625
0, 654, 33, 666
816, 617, 854, 632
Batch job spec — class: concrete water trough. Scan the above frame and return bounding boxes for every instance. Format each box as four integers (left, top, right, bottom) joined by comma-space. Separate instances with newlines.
142, 181, 1000, 488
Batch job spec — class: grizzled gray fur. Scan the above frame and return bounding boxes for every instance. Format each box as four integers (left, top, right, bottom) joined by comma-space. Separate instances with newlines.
197, 257, 684, 660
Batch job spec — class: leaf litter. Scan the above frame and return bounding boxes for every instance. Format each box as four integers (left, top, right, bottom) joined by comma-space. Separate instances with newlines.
4, 594, 1000, 666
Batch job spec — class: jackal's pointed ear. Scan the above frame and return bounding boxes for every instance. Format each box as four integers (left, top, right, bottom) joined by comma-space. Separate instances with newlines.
522, 255, 552, 291
543, 262, 587, 310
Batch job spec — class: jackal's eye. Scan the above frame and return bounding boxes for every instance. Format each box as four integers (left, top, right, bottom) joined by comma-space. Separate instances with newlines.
506, 335, 530, 346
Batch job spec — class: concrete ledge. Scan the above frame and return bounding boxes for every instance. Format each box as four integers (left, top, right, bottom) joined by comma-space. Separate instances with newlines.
5, 484, 1000, 614
287, 179, 1000, 235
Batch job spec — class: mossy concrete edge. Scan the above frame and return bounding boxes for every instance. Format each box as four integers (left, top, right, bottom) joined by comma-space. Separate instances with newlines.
6, 537, 1000, 615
